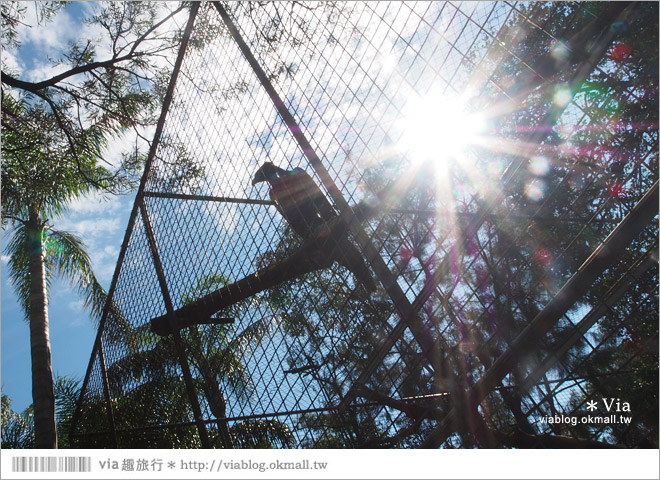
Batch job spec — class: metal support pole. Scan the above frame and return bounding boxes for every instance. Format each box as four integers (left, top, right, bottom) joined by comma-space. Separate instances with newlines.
336, 0, 639, 415
518, 245, 658, 393
143, 190, 274, 206
69, 2, 200, 445
213, 1, 439, 373
421, 181, 658, 448
98, 341, 119, 448
140, 198, 212, 448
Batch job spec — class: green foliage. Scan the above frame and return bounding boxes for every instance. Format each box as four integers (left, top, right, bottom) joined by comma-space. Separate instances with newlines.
1, 375, 81, 449
1, 2, 188, 447
89, 272, 286, 448
1, 394, 35, 448
1, 2, 200, 193
54, 376, 81, 448
230, 419, 294, 448
0, 2, 67, 50
1, 93, 125, 219
254, 220, 432, 447
4, 219, 108, 325
449, 1, 659, 447
246, 1, 658, 448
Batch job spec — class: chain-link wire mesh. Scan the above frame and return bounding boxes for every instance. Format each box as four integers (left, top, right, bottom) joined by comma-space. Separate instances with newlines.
71, 1, 658, 449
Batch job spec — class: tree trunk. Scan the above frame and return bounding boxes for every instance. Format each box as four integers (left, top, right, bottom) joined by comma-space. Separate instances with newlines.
27, 208, 57, 448
187, 330, 234, 448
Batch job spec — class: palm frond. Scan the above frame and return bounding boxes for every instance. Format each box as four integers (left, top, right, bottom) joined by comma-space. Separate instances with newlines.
43, 228, 107, 326
207, 318, 273, 399
223, 316, 273, 359
230, 419, 294, 448
5, 223, 32, 318
54, 375, 81, 448
1, 393, 35, 448
105, 337, 179, 394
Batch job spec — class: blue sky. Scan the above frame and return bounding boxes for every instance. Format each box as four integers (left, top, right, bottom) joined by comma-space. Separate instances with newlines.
0, 2, 139, 413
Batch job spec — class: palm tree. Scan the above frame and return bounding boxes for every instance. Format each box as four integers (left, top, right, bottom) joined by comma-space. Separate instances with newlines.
1, 394, 35, 449
1, 376, 83, 449
1, 94, 122, 448
100, 273, 293, 448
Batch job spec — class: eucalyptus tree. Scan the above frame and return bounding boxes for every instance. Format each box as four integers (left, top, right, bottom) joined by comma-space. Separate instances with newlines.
250, 1, 658, 449
1, 2, 191, 179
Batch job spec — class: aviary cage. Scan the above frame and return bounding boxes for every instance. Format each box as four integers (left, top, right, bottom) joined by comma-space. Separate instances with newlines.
70, 1, 658, 448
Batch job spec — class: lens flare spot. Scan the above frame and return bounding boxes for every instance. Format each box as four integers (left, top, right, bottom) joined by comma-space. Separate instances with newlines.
458, 340, 476, 354
487, 158, 506, 176
607, 182, 627, 198
525, 180, 546, 202
534, 246, 553, 266
553, 86, 573, 107
556, 123, 574, 139
610, 20, 628, 34
550, 40, 571, 62
610, 43, 633, 60
529, 156, 550, 176
399, 246, 414, 262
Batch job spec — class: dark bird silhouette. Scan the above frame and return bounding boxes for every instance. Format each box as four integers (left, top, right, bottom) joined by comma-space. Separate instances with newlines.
252, 162, 376, 291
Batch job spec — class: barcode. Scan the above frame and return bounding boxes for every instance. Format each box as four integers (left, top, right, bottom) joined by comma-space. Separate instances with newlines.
11, 456, 92, 473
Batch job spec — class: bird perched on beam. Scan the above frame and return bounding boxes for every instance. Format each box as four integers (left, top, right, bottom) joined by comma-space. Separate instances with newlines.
252, 162, 376, 291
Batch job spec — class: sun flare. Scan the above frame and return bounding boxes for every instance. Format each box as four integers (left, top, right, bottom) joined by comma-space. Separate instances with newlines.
397, 88, 486, 167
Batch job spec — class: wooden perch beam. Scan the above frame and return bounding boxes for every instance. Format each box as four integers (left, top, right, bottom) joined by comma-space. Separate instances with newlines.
151, 240, 320, 335
150, 204, 378, 336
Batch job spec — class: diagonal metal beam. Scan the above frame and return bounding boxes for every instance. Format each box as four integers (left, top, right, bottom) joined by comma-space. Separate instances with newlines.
140, 198, 213, 448
333, 0, 640, 416
69, 2, 201, 446
519, 244, 658, 394
213, 2, 440, 372
421, 181, 658, 448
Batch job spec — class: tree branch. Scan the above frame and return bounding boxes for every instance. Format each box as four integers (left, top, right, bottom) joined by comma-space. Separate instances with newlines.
2, 55, 139, 93
1, 4, 186, 93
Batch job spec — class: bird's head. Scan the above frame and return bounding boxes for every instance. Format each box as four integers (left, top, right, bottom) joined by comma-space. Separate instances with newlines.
251, 162, 282, 186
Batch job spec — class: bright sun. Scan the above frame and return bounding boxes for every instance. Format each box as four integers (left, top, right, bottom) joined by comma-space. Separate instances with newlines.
397, 88, 485, 167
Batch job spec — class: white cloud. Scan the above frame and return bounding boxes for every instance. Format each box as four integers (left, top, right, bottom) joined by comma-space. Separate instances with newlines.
101, 127, 153, 170
66, 191, 120, 215
1, 49, 24, 76
24, 60, 69, 84
1, 255, 10, 264
58, 192, 130, 287
19, 5, 76, 54
93, 259, 118, 286
68, 299, 84, 311
61, 217, 121, 239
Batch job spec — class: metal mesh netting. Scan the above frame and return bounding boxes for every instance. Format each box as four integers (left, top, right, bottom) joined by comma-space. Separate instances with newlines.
70, 1, 658, 448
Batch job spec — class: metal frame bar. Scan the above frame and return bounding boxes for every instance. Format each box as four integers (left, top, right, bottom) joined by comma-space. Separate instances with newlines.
97, 341, 118, 448
143, 190, 619, 224
337, 0, 640, 419
519, 245, 658, 394
69, 2, 201, 446
69, 1, 656, 449
139, 198, 212, 448
213, 0, 440, 376
421, 181, 658, 448
143, 190, 274, 206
